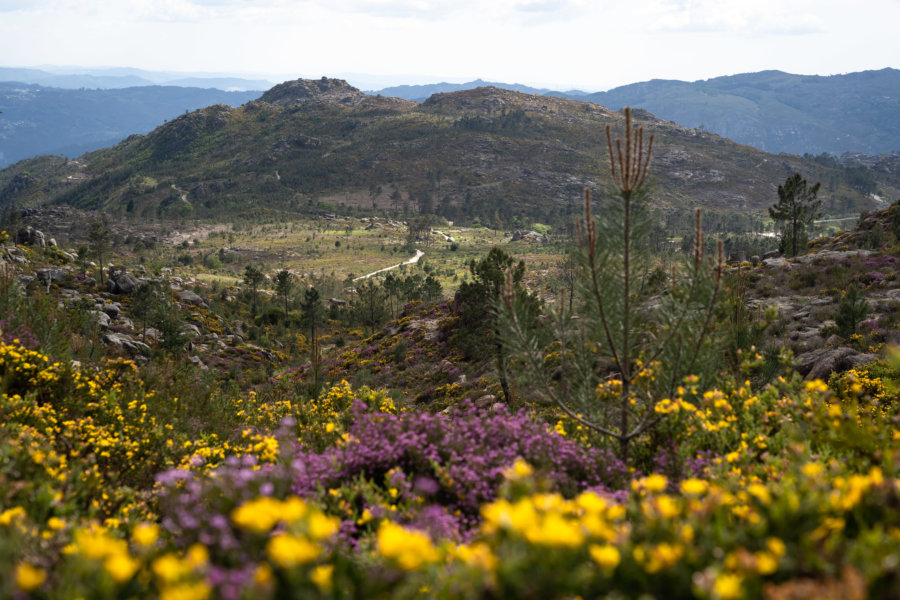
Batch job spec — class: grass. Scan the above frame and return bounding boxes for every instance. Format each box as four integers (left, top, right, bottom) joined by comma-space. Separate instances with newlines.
161, 217, 569, 298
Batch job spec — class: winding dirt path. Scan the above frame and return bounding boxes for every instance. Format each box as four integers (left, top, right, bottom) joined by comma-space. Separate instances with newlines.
353, 249, 424, 281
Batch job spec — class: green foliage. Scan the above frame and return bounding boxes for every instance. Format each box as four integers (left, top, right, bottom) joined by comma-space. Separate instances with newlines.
502, 108, 723, 464
891, 204, 900, 241
835, 285, 870, 338
384, 272, 442, 318
243, 264, 265, 310
131, 282, 165, 342
274, 269, 294, 316
769, 173, 822, 258
203, 253, 223, 270
153, 305, 189, 356
353, 278, 389, 335
453, 247, 539, 403
87, 220, 111, 284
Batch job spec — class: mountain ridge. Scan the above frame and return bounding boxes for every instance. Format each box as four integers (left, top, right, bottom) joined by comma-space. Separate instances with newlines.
374, 69, 900, 156
0, 79, 892, 230
0, 83, 262, 167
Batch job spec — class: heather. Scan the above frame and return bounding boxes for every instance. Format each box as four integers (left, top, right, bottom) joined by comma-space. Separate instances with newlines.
6, 327, 900, 598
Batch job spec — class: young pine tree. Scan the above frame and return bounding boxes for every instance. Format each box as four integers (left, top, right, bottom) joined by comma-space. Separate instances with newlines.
500, 108, 723, 464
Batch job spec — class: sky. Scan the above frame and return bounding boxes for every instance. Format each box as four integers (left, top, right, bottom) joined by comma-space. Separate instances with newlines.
1, 0, 898, 91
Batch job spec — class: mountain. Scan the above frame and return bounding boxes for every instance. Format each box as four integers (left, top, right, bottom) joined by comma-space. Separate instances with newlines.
554, 69, 900, 156
373, 69, 900, 156
0, 66, 274, 91
0, 78, 892, 227
0, 83, 262, 167
373, 79, 555, 102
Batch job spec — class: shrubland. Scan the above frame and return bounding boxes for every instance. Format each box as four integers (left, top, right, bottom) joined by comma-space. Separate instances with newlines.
3, 116, 900, 599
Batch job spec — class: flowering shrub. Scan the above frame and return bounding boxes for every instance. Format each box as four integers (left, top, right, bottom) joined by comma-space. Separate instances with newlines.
7, 336, 900, 599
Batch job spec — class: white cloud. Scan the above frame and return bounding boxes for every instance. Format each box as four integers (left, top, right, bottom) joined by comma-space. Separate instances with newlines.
641, 0, 824, 34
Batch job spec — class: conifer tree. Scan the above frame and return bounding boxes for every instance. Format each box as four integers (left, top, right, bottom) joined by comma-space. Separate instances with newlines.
500, 108, 723, 464
769, 173, 822, 258
274, 269, 294, 317
300, 287, 324, 396
243, 264, 264, 311
88, 220, 111, 285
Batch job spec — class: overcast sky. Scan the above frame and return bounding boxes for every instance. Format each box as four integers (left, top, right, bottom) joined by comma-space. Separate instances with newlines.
1, 0, 898, 91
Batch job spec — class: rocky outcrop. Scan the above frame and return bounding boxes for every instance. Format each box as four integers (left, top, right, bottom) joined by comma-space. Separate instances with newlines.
794, 347, 878, 381
16, 226, 46, 247
510, 230, 549, 243
36, 268, 69, 284
106, 266, 142, 295
103, 332, 150, 355
178, 290, 208, 307
259, 78, 367, 108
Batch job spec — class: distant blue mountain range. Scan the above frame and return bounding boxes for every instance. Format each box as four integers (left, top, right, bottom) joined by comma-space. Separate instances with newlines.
0, 83, 261, 167
374, 69, 900, 155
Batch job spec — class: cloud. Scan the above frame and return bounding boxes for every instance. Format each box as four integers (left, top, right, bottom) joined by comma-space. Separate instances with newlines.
641, 0, 825, 35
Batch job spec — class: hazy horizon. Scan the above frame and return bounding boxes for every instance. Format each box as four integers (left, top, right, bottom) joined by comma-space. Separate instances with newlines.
3, 63, 896, 95
1, 1, 897, 92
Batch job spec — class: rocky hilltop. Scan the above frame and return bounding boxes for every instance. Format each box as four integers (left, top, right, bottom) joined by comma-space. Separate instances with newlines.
259, 77, 368, 107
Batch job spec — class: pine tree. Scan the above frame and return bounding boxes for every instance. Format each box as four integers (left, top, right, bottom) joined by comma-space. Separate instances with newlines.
243, 264, 264, 312
835, 285, 869, 338
453, 247, 539, 404
769, 173, 822, 258
87, 220, 111, 285
274, 269, 294, 317
300, 287, 325, 396
500, 108, 723, 464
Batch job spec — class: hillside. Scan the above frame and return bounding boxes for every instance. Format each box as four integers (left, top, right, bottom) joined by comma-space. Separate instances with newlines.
0, 78, 893, 229
374, 69, 900, 156
0, 83, 262, 167
563, 69, 900, 156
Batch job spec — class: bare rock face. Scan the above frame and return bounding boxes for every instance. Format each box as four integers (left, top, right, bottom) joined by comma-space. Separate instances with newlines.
178, 290, 208, 307
36, 268, 68, 284
259, 77, 366, 108
510, 230, 549, 243
16, 226, 46, 247
106, 266, 141, 294
794, 347, 878, 381
103, 332, 150, 355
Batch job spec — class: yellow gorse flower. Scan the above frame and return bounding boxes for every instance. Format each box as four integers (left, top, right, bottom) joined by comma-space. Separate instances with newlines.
376, 521, 439, 570
267, 533, 319, 568
15, 562, 46, 591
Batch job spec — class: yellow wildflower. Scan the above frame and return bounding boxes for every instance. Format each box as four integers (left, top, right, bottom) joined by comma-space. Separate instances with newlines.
714, 572, 743, 600
15, 563, 46, 591
801, 462, 824, 477
504, 458, 533, 480
105, 553, 140, 583
132, 523, 159, 548
680, 478, 709, 495
376, 521, 439, 570
755, 551, 778, 575
633, 474, 667, 494
311, 564, 334, 591
267, 534, 319, 568
159, 581, 211, 600
588, 544, 620, 570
